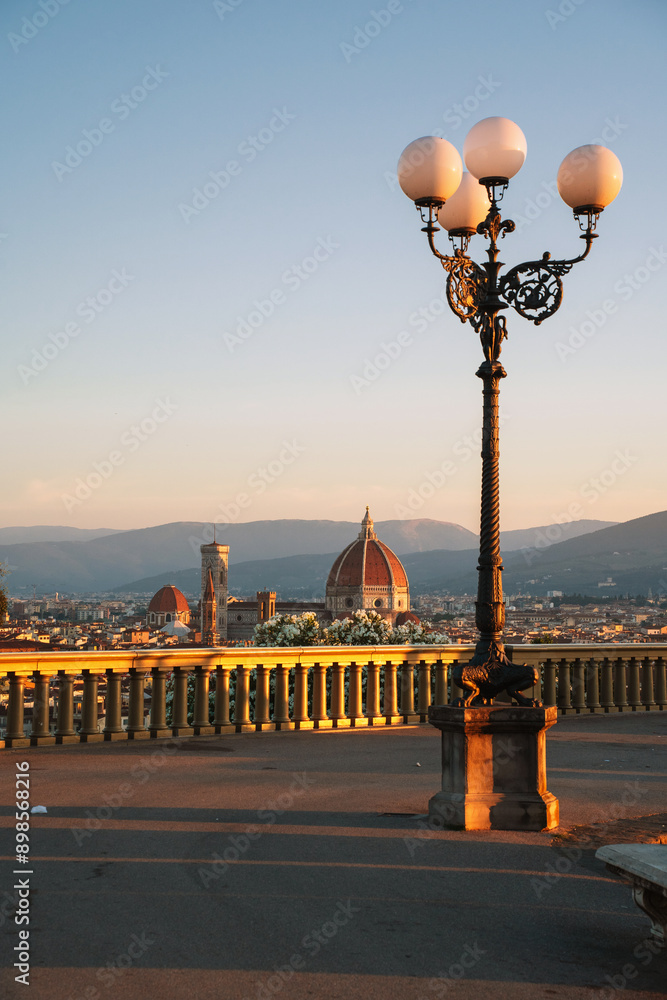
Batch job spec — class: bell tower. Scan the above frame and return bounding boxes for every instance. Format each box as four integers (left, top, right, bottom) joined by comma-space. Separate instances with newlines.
202, 568, 218, 645
200, 537, 229, 640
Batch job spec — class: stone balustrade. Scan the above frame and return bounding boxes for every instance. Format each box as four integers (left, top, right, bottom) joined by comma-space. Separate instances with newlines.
1, 643, 665, 748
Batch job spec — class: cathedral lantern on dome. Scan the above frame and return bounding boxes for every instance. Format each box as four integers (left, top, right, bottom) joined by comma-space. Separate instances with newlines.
325, 508, 411, 624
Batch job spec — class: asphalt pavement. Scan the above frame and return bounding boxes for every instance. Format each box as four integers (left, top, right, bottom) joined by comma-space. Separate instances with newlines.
1, 711, 666, 1000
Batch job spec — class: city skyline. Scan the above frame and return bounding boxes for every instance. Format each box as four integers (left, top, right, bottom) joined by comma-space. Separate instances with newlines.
2, 0, 665, 533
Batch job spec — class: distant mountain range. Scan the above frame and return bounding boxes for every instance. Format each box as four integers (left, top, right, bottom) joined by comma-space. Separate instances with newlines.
110, 512, 667, 600
0, 516, 620, 596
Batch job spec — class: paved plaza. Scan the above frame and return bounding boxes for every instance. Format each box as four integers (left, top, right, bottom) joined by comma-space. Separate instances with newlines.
1, 711, 666, 999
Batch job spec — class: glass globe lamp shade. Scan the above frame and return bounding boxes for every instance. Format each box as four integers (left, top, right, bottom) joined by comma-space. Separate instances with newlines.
437, 171, 491, 234
557, 145, 623, 212
463, 117, 527, 182
397, 136, 463, 205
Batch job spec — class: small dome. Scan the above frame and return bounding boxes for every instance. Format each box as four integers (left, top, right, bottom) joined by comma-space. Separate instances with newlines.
148, 585, 191, 615
396, 611, 420, 626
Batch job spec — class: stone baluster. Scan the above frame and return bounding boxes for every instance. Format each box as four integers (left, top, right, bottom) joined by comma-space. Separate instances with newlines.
30, 673, 55, 745
171, 667, 193, 736
557, 658, 572, 712
654, 657, 666, 709
292, 664, 312, 729
383, 660, 400, 722
55, 672, 77, 744
274, 664, 293, 730
213, 665, 233, 732
400, 661, 418, 722
149, 668, 171, 738
127, 669, 150, 739
600, 657, 614, 711
530, 657, 542, 705
103, 670, 125, 740
312, 663, 330, 729
347, 661, 365, 727
614, 657, 628, 711
542, 658, 557, 707
417, 660, 431, 721
80, 672, 104, 742
234, 665, 253, 731
434, 659, 448, 707
6, 675, 29, 747
366, 660, 381, 724
330, 662, 349, 728
450, 659, 465, 705
193, 667, 214, 735
254, 664, 273, 731
586, 658, 601, 712
641, 655, 655, 710
571, 658, 586, 712
627, 656, 641, 709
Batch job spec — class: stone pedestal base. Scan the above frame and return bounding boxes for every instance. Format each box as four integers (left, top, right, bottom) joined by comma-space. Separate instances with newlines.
427, 704, 559, 832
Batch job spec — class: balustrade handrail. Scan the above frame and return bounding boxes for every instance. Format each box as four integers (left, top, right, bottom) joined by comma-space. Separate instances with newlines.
1, 642, 665, 748
2, 641, 667, 677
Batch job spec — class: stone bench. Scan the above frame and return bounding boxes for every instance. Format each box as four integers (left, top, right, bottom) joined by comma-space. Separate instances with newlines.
596, 844, 667, 943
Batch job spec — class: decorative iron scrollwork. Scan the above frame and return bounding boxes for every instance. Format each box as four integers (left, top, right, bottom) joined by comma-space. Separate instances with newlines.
440, 252, 487, 321
501, 250, 586, 325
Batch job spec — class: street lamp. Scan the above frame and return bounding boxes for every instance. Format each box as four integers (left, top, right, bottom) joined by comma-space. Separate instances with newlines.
398, 117, 622, 707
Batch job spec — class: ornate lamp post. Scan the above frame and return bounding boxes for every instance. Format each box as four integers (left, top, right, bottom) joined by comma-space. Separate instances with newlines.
398, 118, 622, 707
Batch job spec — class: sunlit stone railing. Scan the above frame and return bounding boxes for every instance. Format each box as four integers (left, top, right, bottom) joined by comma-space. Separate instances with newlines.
1, 642, 665, 748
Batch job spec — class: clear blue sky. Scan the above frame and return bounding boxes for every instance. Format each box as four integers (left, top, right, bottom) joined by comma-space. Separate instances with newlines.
1, 0, 665, 533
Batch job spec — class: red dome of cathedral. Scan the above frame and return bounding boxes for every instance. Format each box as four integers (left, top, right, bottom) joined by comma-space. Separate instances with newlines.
147, 585, 191, 627
327, 508, 408, 589
325, 509, 410, 623
148, 585, 191, 615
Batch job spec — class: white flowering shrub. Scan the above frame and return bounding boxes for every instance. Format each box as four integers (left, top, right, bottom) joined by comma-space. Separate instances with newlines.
253, 609, 450, 647
324, 610, 393, 645
254, 611, 322, 647
390, 621, 450, 645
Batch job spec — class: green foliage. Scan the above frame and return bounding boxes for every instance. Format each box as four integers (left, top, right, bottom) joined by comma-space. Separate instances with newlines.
530, 634, 555, 644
